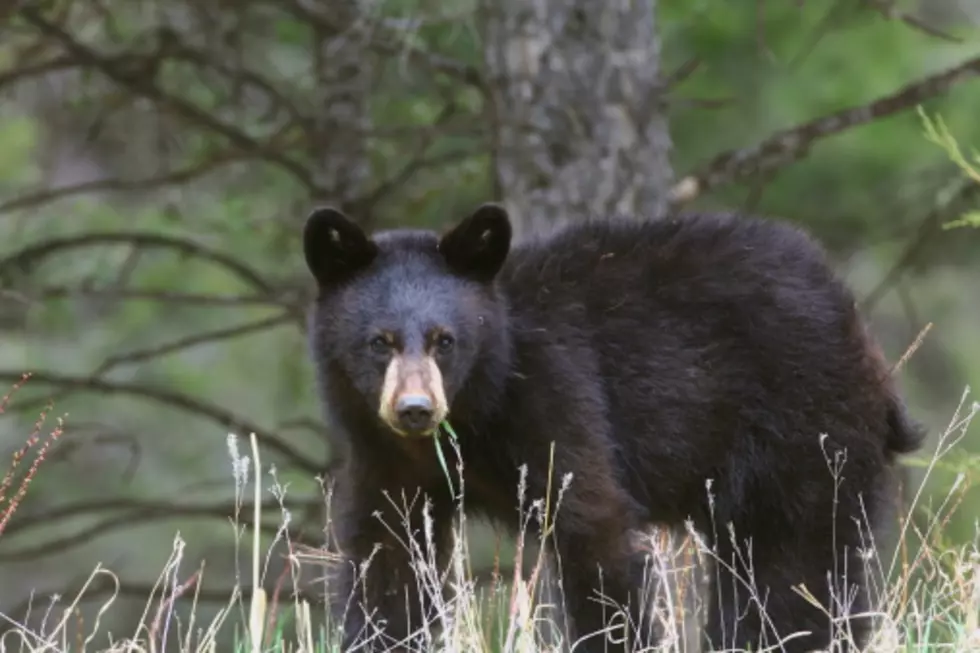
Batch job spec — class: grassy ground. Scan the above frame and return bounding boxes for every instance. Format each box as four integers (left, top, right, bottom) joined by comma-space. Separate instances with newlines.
1, 376, 978, 652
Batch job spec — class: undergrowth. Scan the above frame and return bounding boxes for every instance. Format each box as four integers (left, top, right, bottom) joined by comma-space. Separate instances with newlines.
0, 377, 977, 652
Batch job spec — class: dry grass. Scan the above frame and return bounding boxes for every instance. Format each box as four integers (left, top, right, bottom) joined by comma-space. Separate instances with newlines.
0, 382, 977, 652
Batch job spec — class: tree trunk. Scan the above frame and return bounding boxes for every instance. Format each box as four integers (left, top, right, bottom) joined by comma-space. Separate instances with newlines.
479, 2, 693, 648
481, 0, 674, 238
306, 2, 374, 212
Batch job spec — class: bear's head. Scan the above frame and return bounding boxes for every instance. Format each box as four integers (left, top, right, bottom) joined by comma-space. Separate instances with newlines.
303, 203, 512, 439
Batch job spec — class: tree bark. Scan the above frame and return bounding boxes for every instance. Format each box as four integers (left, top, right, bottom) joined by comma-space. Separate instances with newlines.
479, 3, 693, 647
481, 0, 673, 238
305, 2, 374, 211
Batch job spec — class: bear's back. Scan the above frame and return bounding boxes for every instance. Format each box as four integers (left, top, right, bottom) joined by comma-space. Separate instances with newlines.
488, 212, 893, 524
497, 212, 848, 327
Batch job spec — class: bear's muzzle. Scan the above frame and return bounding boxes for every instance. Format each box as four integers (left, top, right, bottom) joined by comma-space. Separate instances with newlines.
378, 354, 448, 437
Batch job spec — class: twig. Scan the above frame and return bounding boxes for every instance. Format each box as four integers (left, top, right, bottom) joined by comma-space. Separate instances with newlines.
0, 497, 314, 539
0, 153, 251, 215
0, 54, 77, 91
279, 0, 483, 88
0, 506, 306, 563
0, 370, 324, 475
0, 231, 274, 294
863, 0, 962, 43
164, 42, 309, 126
93, 311, 294, 375
891, 322, 933, 376
17, 7, 318, 192
354, 147, 476, 214
19, 287, 296, 308
862, 176, 980, 312
38, 425, 143, 484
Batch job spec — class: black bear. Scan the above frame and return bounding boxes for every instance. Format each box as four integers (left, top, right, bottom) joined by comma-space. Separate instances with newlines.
302, 203, 924, 653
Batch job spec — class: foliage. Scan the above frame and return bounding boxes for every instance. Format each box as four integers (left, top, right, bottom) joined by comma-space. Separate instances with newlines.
918, 106, 980, 229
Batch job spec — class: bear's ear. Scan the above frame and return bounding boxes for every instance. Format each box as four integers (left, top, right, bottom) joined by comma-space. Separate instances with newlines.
303, 207, 378, 288
438, 203, 512, 283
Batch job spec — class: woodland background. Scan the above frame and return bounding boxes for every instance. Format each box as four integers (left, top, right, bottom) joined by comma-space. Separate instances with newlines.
0, 0, 979, 650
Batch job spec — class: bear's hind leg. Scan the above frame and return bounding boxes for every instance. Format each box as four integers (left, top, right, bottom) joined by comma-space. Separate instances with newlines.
539, 463, 660, 653
702, 524, 874, 653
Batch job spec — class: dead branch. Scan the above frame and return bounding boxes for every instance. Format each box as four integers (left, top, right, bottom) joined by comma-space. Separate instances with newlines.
93, 312, 294, 376
163, 40, 310, 127
863, 0, 961, 43
0, 503, 312, 563
0, 370, 324, 475
0, 232, 275, 294
279, 0, 483, 89
861, 176, 980, 312
17, 6, 318, 192
38, 424, 143, 483
11, 287, 298, 308
354, 147, 479, 215
0, 152, 253, 215
2, 497, 319, 540
0, 54, 77, 91
0, 515, 287, 564
669, 53, 980, 206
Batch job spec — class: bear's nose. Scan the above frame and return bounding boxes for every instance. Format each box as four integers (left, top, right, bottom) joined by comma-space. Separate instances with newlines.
394, 394, 435, 434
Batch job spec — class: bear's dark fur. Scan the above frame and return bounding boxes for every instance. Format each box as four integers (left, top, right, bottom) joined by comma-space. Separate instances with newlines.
302, 204, 925, 653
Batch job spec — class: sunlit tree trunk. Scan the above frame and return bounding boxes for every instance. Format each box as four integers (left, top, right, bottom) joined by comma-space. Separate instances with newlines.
480, 0, 674, 238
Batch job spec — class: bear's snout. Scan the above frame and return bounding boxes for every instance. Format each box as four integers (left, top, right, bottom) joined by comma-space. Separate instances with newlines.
394, 394, 435, 433
378, 354, 448, 437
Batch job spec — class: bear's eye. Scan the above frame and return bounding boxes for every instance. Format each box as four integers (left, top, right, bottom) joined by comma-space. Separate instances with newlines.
435, 333, 455, 354
369, 335, 391, 355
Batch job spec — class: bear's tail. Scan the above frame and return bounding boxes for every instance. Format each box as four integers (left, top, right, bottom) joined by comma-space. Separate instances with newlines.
885, 397, 928, 455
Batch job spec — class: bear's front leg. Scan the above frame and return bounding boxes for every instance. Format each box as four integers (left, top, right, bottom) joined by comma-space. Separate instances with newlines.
523, 443, 658, 653
327, 465, 454, 652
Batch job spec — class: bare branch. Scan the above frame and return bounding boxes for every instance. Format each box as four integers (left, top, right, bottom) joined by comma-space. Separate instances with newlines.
3, 497, 317, 540
0, 152, 251, 215
0, 514, 293, 565
669, 54, 980, 206
16, 7, 318, 192
0, 495, 326, 564
0, 54, 77, 91
0, 370, 324, 475
355, 148, 478, 215
0, 232, 275, 295
863, 0, 962, 43
8, 287, 298, 308
861, 176, 980, 312
40, 424, 143, 484
280, 0, 483, 89
662, 56, 702, 91
93, 312, 295, 376
164, 41, 310, 127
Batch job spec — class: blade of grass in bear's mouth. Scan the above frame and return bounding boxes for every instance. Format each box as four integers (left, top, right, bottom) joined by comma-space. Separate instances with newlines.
435, 421, 459, 499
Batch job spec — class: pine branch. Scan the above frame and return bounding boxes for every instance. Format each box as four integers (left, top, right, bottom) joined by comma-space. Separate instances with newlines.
669, 54, 980, 206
